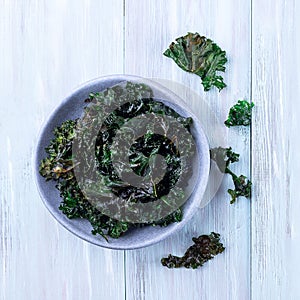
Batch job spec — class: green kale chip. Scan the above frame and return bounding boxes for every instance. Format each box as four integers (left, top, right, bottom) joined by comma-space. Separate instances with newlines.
226, 168, 252, 204
210, 147, 252, 204
224, 100, 254, 127
226, 173, 252, 204
39, 120, 76, 181
161, 232, 225, 269
210, 146, 239, 173
164, 32, 227, 91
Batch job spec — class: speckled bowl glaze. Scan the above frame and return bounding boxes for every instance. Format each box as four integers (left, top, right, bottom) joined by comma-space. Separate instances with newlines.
34, 75, 210, 250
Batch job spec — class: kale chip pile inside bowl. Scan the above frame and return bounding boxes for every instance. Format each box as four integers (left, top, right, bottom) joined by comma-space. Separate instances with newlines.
35, 75, 209, 249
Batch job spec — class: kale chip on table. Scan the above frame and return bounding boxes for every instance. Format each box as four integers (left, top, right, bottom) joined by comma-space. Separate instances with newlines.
164, 32, 227, 91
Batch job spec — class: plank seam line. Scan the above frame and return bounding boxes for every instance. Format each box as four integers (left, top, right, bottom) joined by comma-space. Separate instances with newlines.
123, 2, 127, 300
250, 0, 253, 299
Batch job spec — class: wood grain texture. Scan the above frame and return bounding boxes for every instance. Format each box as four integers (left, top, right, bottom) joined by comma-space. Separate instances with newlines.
251, 0, 300, 299
2, 0, 300, 299
124, 1, 251, 299
0, 1, 125, 300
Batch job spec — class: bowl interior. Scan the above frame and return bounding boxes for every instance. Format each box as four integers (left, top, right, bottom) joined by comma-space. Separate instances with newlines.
34, 75, 210, 250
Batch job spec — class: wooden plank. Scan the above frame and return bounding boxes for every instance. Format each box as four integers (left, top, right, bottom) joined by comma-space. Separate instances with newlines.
251, 0, 300, 298
0, 1, 125, 299
124, 1, 251, 299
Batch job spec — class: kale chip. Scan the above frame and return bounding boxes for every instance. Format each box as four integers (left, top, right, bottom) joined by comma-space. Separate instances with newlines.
164, 32, 227, 91
210, 146, 240, 173
161, 232, 225, 269
227, 173, 252, 204
224, 100, 254, 127
210, 147, 252, 204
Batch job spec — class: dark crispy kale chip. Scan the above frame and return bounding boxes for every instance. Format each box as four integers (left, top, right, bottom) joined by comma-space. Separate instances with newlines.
164, 32, 227, 91
210, 147, 239, 173
210, 147, 251, 204
161, 232, 225, 269
224, 100, 254, 127
39, 120, 76, 181
226, 172, 252, 204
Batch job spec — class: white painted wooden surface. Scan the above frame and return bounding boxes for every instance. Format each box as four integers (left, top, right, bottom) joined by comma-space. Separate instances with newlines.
124, 1, 251, 300
0, 1, 125, 300
251, 0, 300, 299
0, 0, 298, 299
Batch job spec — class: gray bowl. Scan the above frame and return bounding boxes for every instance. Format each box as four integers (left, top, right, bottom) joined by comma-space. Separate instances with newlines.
34, 75, 210, 250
